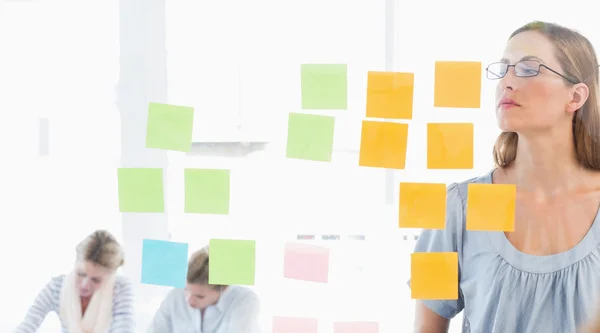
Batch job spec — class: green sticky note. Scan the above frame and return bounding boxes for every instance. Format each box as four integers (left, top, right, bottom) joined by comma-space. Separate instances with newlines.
209, 239, 256, 285
286, 112, 335, 162
117, 168, 164, 213
146, 102, 195, 152
184, 169, 230, 215
301, 64, 347, 110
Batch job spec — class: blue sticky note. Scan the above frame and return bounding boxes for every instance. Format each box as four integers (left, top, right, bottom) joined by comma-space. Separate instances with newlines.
141, 239, 189, 288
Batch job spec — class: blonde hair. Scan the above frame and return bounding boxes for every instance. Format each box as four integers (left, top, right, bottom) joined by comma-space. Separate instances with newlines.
76, 230, 124, 271
186, 246, 225, 290
493, 21, 600, 170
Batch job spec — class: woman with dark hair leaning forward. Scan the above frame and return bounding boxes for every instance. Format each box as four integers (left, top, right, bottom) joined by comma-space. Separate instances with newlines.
410, 21, 600, 333
14, 230, 134, 333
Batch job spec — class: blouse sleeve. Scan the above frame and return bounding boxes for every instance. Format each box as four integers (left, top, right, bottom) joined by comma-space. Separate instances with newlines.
226, 292, 262, 333
13, 277, 62, 333
146, 289, 176, 333
110, 277, 135, 333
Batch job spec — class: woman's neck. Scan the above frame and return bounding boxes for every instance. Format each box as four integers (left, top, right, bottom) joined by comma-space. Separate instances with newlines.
507, 132, 585, 193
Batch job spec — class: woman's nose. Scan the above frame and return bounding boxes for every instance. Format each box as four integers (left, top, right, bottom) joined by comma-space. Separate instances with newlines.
499, 67, 518, 91
81, 277, 91, 287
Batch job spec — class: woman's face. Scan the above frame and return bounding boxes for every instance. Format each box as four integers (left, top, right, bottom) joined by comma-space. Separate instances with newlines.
75, 260, 112, 298
184, 283, 223, 309
495, 31, 575, 133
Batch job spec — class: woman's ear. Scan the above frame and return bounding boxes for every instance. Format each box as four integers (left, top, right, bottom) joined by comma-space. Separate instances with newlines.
567, 83, 589, 113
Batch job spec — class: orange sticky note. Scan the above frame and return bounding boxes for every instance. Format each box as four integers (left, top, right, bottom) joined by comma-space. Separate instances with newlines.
359, 120, 408, 169
366, 71, 414, 119
334, 321, 379, 333
466, 183, 516, 231
427, 123, 473, 169
273, 316, 318, 333
399, 182, 446, 229
410, 252, 458, 300
434, 61, 482, 108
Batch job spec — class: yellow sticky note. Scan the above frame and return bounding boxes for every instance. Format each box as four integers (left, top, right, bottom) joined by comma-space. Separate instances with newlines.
359, 121, 408, 169
434, 61, 482, 108
427, 123, 473, 169
366, 71, 414, 119
411, 252, 458, 300
466, 183, 516, 231
399, 183, 446, 229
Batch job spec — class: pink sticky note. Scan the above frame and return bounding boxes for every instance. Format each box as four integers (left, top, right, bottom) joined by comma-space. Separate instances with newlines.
273, 316, 319, 333
334, 321, 379, 333
284, 242, 330, 283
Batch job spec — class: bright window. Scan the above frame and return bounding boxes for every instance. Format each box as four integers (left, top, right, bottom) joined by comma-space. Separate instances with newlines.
0, 1, 120, 332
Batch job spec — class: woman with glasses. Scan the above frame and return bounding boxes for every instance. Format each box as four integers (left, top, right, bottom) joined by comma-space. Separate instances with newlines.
147, 246, 261, 333
410, 21, 600, 333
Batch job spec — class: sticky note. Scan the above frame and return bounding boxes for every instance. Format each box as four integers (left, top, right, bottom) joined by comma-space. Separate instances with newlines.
466, 183, 516, 231
209, 239, 256, 285
141, 239, 188, 288
273, 316, 319, 333
359, 120, 408, 169
146, 102, 194, 152
434, 61, 482, 108
184, 168, 230, 215
301, 64, 347, 110
284, 243, 330, 283
427, 123, 473, 169
117, 168, 164, 213
286, 112, 335, 162
334, 322, 379, 333
366, 71, 414, 119
410, 252, 458, 300
399, 182, 446, 229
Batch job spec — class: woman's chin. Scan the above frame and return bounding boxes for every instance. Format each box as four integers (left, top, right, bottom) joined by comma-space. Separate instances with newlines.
498, 126, 518, 133
497, 119, 525, 133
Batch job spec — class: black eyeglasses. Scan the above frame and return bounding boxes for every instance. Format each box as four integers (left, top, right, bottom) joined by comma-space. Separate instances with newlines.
486, 60, 579, 84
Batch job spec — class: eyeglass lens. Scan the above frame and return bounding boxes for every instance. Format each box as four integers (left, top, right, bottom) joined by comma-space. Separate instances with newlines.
487, 60, 540, 79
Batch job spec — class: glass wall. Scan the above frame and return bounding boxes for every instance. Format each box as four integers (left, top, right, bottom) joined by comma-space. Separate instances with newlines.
2, 0, 599, 331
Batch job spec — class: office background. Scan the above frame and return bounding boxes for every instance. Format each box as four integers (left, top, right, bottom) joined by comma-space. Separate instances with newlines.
0, 0, 597, 332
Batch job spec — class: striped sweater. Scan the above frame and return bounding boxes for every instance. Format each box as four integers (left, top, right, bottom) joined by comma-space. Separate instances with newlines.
13, 274, 135, 333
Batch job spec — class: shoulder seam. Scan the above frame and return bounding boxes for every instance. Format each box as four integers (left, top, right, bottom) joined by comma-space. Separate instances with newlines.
453, 182, 467, 208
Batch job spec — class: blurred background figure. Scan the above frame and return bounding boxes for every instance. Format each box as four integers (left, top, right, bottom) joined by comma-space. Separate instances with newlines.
13, 230, 134, 333
148, 245, 261, 333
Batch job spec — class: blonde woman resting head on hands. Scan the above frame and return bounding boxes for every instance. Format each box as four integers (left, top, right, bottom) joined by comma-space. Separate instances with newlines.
410, 21, 600, 333
13, 230, 134, 333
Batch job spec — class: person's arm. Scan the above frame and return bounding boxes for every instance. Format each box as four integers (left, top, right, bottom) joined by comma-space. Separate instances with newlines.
13, 277, 61, 333
110, 277, 135, 333
408, 183, 466, 333
580, 313, 600, 333
414, 301, 451, 333
146, 291, 174, 333
227, 292, 262, 333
